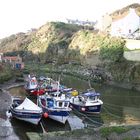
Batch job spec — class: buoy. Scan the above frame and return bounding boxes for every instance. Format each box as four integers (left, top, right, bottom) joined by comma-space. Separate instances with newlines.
43, 112, 48, 118
71, 90, 78, 96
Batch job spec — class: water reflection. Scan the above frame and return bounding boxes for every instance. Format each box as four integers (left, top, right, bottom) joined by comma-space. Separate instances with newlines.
100, 84, 140, 125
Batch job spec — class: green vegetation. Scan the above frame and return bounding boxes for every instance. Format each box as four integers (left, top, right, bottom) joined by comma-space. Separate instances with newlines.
100, 126, 131, 137
0, 64, 13, 84
0, 64, 25, 83
26, 22, 82, 62
134, 138, 140, 140
99, 36, 125, 62
123, 138, 140, 140
59, 129, 94, 137
69, 30, 98, 55
23, 62, 104, 83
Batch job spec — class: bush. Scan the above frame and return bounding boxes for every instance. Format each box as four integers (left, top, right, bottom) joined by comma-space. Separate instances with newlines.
0, 65, 13, 84
99, 36, 125, 62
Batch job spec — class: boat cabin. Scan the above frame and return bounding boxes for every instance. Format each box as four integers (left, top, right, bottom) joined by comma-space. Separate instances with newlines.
82, 92, 100, 102
40, 92, 70, 109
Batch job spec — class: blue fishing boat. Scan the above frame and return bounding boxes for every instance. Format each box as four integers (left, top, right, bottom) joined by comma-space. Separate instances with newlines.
70, 88, 103, 114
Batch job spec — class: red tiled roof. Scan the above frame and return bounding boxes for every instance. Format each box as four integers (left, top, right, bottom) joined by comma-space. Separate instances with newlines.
3, 56, 20, 61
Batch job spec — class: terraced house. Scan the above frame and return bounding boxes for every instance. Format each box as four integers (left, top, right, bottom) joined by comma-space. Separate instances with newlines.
2, 54, 24, 69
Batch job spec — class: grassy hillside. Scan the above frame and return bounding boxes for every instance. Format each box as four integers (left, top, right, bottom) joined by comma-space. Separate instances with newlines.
27, 22, 83, 62
69, 30, 99, 55
0, 22, 83, 62
0, 32, 35, 56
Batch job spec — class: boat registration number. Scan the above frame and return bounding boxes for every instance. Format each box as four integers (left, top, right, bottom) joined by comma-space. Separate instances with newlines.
88, 106, 97, 110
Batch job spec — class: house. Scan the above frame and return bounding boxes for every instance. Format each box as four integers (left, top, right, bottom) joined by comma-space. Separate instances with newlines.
2, 55, 24, 69
66, 19, 96, 26
96, 13, 112, 32
3, 55, 22, 63
110, 8, 140, 37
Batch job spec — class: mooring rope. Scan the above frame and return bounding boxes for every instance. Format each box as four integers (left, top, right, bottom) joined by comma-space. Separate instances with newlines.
72, 108, 104, 126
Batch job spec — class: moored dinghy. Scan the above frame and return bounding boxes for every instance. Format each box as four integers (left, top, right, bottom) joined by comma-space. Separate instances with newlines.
8, 97, 43, 125
70, 88, 103, 114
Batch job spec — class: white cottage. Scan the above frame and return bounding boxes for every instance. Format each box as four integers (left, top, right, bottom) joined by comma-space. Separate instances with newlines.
111, 8, 140, 37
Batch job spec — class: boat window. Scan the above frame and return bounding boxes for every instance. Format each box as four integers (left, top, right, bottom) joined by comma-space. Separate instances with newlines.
78, 96, 83, 102
58, 102, 63, 107
64, 102, 68, 107
89, 96, 95, 100
31, 81, 37, 85
95, 96, 98, 100
41, 99, 46, 106
47, 100, 54, 107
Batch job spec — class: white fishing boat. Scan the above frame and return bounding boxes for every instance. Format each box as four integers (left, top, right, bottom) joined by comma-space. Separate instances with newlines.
8, 97, 43, 125
37, 91, 71, 124
24, 76, 38, 93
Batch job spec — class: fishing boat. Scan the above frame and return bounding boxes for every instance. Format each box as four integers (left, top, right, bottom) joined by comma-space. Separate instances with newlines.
25, 76, 72, 96
69, 88, 103, 114
39, 77, 58, 92
24, 76, 38, 93
39, 76, 73, 93
37, 91, 71, 124
8, 97, 43, 125
29, 87, 45, 96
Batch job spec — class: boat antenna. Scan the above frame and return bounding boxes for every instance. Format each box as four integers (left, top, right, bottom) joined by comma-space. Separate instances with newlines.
58, 74, 61, 83
88, 79, 92, 89
88, 79, 95, 92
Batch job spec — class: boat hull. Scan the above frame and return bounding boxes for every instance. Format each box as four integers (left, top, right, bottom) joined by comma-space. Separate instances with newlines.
49, 114, 69, 124
70, 103, 102, 114
43, 108, 70, 124
10, 107, 42, 125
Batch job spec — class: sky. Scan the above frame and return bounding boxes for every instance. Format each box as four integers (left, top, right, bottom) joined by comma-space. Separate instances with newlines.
0, 0, 140, 39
